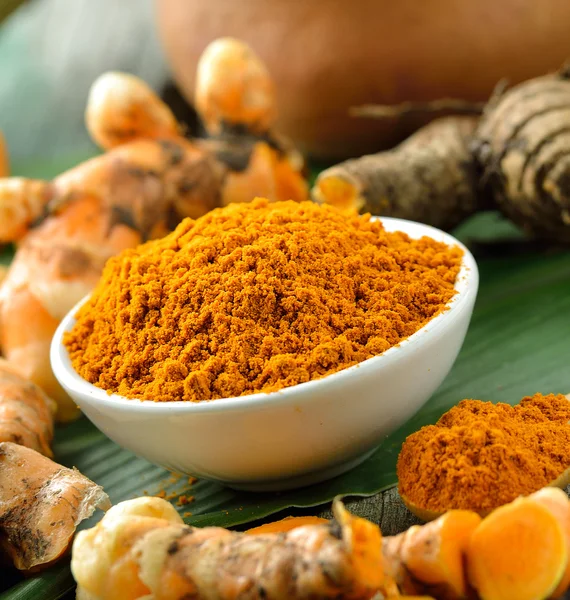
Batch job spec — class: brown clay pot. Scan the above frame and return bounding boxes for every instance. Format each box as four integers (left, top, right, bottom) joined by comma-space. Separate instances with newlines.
155, 0, 570, 160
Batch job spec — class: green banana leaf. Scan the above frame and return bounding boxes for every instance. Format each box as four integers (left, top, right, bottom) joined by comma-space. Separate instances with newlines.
1, 160, 569, 598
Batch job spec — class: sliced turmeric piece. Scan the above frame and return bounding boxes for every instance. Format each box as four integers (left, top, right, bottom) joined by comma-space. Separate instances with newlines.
384, 509, 481, 599
0, 441, 110, 571
86, 71, 181, 151
527, 487, 570, 598
72, 496, 384, 600
246, 515, 329, 535
402, 510, 480, 598
466, 496, 568, 600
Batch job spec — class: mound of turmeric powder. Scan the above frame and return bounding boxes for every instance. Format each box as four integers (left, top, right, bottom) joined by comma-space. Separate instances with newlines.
398, 393, 570, 514
65, 199, 463, 402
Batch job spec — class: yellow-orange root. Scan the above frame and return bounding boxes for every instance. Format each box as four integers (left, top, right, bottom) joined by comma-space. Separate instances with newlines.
313, 174, 364, 214
72, 496, 384, 600
0, 178, 51, 243
195, 37, 276, 136
526, 487, 570, 599
383, 509, 481, 599
246, 515, 329, 535
0, 281, 80, 422
0, 441, 109, 571
466, 491, 568, 600
86, 71, 180, 150
212, 140, 308, 206
194, 39, 308, 204
0, 359, 55, 456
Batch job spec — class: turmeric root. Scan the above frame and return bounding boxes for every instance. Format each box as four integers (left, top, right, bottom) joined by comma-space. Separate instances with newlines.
231, 487, 570, 600
0, 359, 54, 456
195, 37, 308, 207
384, 487, 570, 600
0, 40, 307, 420
528, 487, 570, 598
466, 488, 569, 600
314, 68, 570, 243
195, 37, 276, 136
313, 117, 480, 231
246, 515, 329, 535
86, 71, 181, 150
71, 497, 383, 600
0, 441, 109, 571
0, 178, 51, 243
473, 71, 570, 242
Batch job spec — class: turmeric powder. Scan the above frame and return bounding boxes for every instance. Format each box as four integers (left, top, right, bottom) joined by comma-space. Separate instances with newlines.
398, 393, 570, 515
65, 199, 463, 402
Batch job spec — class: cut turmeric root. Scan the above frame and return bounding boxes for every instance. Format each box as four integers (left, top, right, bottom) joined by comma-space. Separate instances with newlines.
0, 359, 55, 456
71, 487, 570, 599
384, 488, 570, 599
195, 37, 276, 136
0, 441, 109, 571
72, 497, 383, 600
246, 515, 329, 535
0, 131, 8, 178
383, 510, 481, 599
466, 490, 568, 600
86, 71, 181, 151
528, 487, 570, 598
244, 487, 570, 600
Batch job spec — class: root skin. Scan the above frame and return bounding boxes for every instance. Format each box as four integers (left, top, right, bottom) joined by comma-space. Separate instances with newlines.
0, 442, 109, 571
72, 497, 383, 600
466, 494, 567, 600
313, 116, 480, 231
0, 359, 55, 456
474, 72, 570, 242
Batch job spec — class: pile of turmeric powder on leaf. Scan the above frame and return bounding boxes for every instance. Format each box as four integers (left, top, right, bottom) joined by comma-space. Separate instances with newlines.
398, 392, 570, 516
65, 198, 463, 402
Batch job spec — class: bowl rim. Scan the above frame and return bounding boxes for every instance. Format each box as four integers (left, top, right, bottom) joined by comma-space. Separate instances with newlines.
51, 216, 479, 415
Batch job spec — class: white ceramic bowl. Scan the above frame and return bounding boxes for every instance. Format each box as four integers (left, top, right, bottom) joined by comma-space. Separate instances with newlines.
51, 217, 478, 491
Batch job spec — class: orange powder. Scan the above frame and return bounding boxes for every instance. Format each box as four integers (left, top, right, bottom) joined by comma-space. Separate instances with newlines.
65, 199, 463, 402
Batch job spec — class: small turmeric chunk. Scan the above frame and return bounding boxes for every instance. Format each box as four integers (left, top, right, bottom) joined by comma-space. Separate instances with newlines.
527, 487, 570, 598
384, 510, 481, 599
246, 515, 329, 535
466, 496, 568, 600
0, 442, 109, 571
0, 359, 55, 456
